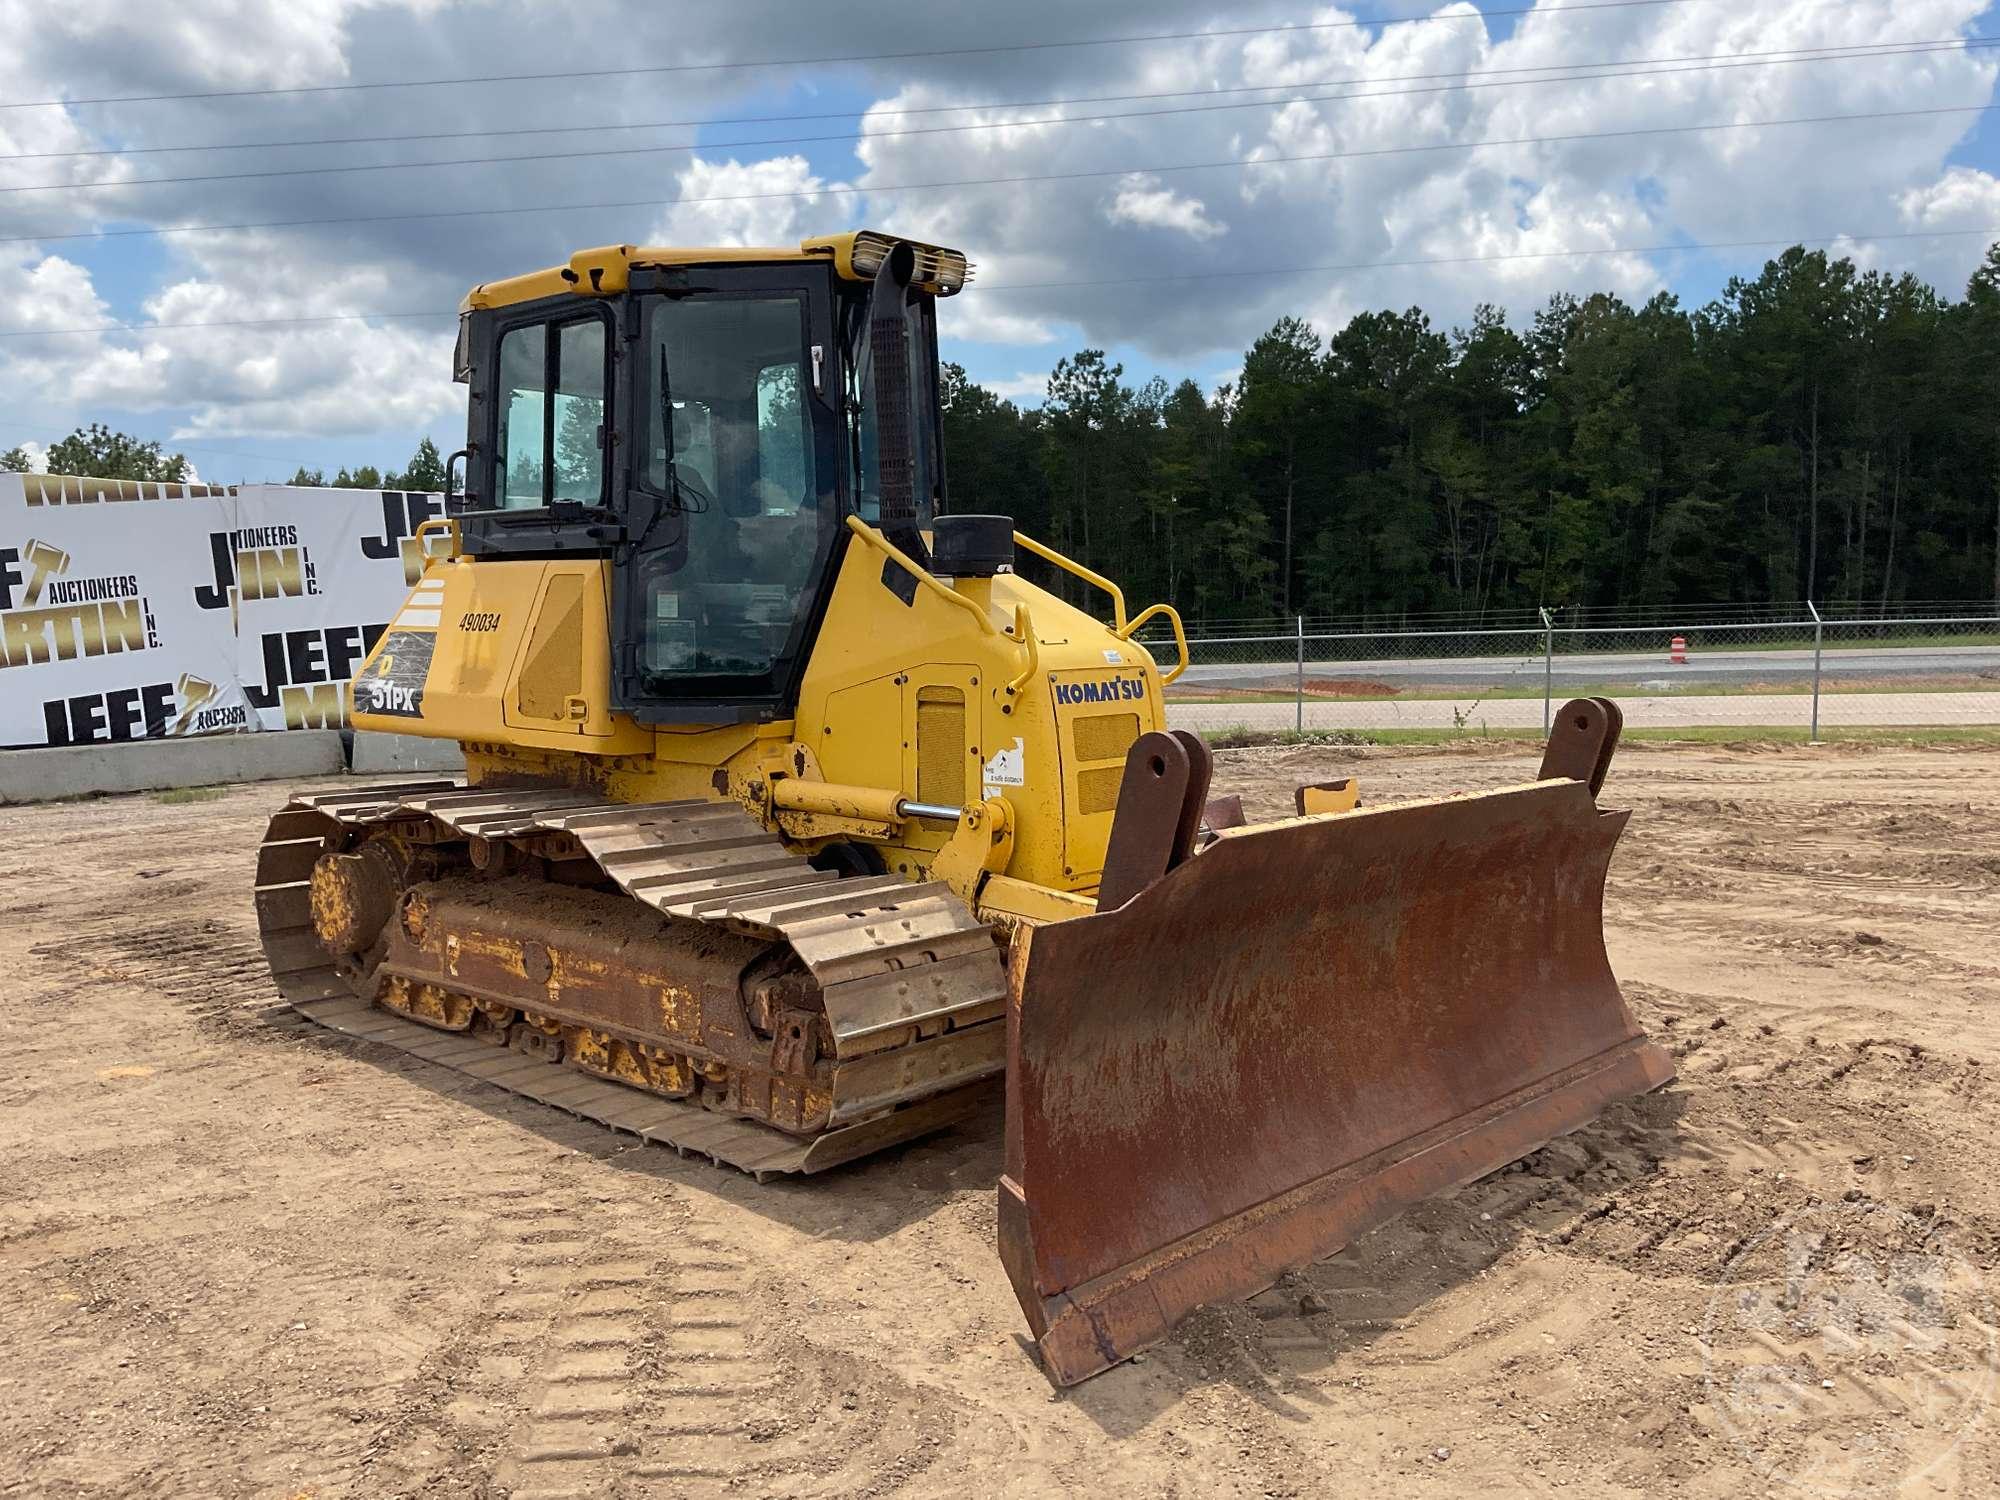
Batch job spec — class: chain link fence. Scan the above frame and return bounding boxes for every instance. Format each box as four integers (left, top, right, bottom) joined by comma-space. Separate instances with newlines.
1141, 607, 2000, 741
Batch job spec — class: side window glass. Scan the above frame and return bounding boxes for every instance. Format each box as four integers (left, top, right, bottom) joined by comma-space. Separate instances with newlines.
553, 320, 605, 502
498, 324, 546, 509
755, 362, 808, 512
493, 317, 605, 510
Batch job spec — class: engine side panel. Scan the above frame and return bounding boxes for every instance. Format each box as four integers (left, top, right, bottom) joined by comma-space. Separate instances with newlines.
349, 555, 649, 755
790, 541, 1168, 893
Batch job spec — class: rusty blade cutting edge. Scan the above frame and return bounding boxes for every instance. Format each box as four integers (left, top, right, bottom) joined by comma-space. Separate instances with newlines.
999, 777, 1674, 1385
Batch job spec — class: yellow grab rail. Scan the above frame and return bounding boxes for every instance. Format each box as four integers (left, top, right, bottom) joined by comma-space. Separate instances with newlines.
1117, 602, 1190, 684
413, 516, 462, 560
1006, 603, 1040, 694
844, 515, 997, 636
846, 519, 1183, 689
1012, 530, 1127, 632
1014, 529, 1187, 686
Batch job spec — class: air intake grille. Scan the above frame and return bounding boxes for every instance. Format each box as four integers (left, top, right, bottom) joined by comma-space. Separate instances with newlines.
1077, 766, 1123, 816
915, 686, 967, 806
1073, 712, 1139, 764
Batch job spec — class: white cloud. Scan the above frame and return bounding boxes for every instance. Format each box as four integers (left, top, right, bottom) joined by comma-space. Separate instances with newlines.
1898, 164, 2000, 229
0, 251, 110, 330
645, 155, 850, 250
0, 238, 457, 439
985, 370, 1051, 402
1107, 173, 1227, 240
852, 0, 2000, 357
1840, 163, 2000, 290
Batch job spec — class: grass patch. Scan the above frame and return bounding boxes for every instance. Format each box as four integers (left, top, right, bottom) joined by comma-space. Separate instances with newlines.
153, 785, 228, 804
1199, 726, 1535, 749
1170, 676, 2000, 705
1196, 724, 2000, 751
1666, 629, 2000, 653
1624, 725, 2000, 747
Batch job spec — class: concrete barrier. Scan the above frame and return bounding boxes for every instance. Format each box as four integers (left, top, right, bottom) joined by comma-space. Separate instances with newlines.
350, 732, 466, 775
0, 730, 346, 804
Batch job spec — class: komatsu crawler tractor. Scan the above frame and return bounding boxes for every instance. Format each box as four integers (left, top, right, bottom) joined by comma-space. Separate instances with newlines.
254, 232, 1672, 1384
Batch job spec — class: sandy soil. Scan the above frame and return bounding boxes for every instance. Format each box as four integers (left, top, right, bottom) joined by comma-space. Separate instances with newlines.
2, 744, 1997, 1499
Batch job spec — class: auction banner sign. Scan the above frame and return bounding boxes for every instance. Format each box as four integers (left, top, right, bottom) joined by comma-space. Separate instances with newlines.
230, 484, 444, 733
0, 475, 443, 748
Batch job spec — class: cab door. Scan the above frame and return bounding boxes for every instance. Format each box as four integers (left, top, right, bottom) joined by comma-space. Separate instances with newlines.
612, 263, 844, 726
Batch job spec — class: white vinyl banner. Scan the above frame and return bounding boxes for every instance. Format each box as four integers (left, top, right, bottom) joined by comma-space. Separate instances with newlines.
231, 485, 445, 732
0, 475, 444, 748
0, 473, 247, 747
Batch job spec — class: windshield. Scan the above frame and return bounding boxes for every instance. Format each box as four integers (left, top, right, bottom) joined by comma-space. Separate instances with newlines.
635, 294, 826, 682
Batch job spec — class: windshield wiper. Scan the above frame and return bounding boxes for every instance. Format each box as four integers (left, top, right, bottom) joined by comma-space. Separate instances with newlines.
627, 342, 712, 552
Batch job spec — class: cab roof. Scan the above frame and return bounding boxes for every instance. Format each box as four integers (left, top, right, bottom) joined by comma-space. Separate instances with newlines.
460, 230, 970, 313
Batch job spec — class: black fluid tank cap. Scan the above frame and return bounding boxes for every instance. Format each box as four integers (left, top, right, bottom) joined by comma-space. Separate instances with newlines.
930, 513, 1014, 576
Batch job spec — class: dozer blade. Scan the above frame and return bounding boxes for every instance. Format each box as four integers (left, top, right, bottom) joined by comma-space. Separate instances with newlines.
999, 714, 1672, 1386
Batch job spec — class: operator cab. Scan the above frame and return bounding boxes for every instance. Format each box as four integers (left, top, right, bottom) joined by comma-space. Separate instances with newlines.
447, 232, 967, 724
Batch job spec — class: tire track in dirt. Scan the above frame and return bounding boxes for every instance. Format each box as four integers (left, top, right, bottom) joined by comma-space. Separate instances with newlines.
1170, 1092, 1678, 1400
0, 798, 953, 1495
622, 1236, 790, 1496
33, 912, 283, 1036
486, 1205, 661, 1499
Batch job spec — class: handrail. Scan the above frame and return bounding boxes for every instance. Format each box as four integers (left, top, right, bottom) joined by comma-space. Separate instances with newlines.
1007, 602, 1040, 694
1118, 602, 1189, 684
413, 516, 462, 560
844, 515, 996, 636
1013, 530, 1127, 632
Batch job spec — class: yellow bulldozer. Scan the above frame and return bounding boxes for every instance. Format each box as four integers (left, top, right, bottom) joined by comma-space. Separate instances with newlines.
254, 231, 1672, 1385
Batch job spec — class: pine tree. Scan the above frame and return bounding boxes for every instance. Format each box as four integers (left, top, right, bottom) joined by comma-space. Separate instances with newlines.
394, 437, 447, 493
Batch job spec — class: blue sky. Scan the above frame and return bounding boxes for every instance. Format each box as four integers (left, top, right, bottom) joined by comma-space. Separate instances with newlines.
3, 0, 1998, 483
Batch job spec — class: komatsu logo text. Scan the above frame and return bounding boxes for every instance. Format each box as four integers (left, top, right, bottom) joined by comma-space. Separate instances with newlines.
1052, 675, 1145, 706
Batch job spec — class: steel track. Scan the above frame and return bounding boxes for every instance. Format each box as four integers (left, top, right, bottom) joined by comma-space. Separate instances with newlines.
254, 780, 1005, 1176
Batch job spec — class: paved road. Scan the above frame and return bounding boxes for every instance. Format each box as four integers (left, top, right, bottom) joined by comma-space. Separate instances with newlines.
1168, 689, 1998, 733
1173, 642, 2000, 694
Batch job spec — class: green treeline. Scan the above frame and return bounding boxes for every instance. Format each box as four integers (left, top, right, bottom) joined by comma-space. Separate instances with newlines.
289, 437, 447, 493
942, 244, 2000, 624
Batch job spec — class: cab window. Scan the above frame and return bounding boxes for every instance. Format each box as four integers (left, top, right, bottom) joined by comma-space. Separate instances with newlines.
496, 316, 608, 509
635, 294, 825, 683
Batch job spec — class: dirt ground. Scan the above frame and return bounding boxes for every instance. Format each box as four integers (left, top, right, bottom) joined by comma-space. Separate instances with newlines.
3, 744, 1997, 1499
